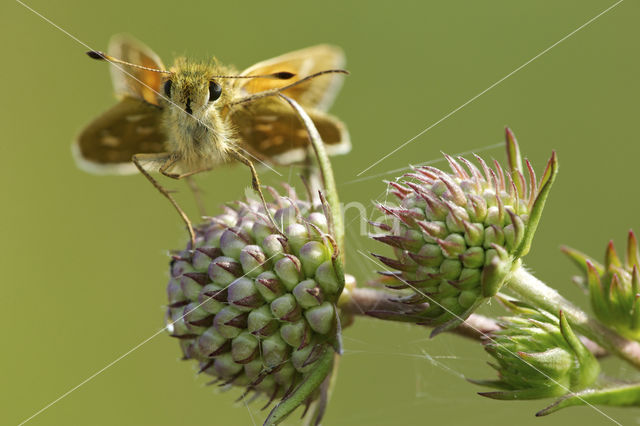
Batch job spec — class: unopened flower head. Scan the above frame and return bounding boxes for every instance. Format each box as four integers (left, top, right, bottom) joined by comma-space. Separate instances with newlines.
563, 230, 640, 340
473, 299, 600, 400
370, 129, 557, 335
165, 185, 343, 419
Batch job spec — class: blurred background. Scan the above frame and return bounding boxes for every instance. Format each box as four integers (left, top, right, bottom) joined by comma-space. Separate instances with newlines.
3, 0, 639, 424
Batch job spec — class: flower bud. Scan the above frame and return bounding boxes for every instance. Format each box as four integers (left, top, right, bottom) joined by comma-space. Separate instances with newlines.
165, 185, 344, 420
563, 230, 640, 340
231, 331, 259, 364
370, 129, 557, 335
473, 300, 599, 400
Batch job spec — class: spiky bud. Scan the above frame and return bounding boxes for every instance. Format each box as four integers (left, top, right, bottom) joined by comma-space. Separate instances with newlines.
473, 299, 600, 400
165, 186, 343, 420
563, 230, 640, 340
370, 128, 557, 334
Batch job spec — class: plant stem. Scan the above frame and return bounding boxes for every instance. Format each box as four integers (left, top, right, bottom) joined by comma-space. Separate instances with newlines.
507, 267, 640, 368
340, 287, 501, 341
278, 95, 344, 252
340, 286, 610, 357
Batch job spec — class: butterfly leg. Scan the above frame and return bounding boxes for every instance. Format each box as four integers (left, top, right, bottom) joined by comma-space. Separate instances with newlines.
157, 159, 209, 217
132, 153, 196, 248
185, 176, 207, 218
228, 148, 284, 235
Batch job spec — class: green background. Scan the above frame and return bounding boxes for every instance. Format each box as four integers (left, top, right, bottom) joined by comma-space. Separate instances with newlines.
3, 0, 639, 424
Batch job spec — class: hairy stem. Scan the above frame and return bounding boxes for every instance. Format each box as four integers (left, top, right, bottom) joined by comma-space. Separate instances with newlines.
506, 267, 640, 368
340, 287, 608, 356
340, 287, 501, 341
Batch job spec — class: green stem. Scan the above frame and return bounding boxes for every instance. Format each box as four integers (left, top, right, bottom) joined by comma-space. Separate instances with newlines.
279, 95, 344, 253
507, 267, 640, 369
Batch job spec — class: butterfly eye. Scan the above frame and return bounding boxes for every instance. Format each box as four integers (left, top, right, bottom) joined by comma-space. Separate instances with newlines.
163, 80, 172, 97
209, 81, 222, 102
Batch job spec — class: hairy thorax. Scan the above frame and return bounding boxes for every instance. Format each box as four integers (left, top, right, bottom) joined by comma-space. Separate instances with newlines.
162, 107, 235, 172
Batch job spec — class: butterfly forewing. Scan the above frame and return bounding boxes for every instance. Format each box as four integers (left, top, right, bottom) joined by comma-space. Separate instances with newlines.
108, 34, 166, 106
74, 97, 166, 174
238, 45, 345, 112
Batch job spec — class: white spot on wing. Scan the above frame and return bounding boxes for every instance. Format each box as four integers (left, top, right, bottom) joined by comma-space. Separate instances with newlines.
100, 134, 120, 147
136, 126, 155, 135
71, 142, 138, 175
125, 114, 148, 122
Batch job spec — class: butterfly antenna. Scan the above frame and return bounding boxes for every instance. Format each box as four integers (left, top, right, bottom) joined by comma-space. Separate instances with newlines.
210, 71, 297, 80
229, 69, 349, 106
86, 51, 171, 74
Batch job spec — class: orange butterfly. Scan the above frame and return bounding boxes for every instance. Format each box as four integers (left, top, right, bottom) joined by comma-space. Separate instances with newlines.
74, 35, 350, 244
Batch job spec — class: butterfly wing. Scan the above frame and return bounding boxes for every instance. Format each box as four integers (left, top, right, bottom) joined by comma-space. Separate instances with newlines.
108, 34, 166, 106
73, 97, 166, 174
237, 45, 346, 112
229, 98, 350, 165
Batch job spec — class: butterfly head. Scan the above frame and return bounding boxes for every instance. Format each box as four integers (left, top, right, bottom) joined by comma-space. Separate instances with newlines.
163, 60, 227, 120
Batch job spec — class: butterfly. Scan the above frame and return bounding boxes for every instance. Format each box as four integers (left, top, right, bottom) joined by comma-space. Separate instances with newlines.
74, 35, 350, 244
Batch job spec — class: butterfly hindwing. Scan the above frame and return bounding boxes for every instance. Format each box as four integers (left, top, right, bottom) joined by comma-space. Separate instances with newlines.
74, 97, 166, 174
229, 97, 350, 165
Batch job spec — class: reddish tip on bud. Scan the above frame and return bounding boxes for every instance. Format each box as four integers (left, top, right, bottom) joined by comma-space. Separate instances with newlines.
605, 241, 622, 269
627, 230, 639, 269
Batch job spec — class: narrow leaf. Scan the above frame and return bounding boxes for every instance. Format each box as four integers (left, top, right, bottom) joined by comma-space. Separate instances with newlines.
514, 151, 558, 259
537, 383, 640, 416
264, 346, 334, 426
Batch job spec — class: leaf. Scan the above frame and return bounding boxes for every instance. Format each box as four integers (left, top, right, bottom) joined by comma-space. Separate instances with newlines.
505, 127, 524, 198
264, 345, 334, 426
514, 151, 558, 259
536, 383, 640, 416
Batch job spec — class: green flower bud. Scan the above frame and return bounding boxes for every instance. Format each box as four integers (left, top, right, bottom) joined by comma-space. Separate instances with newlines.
370, 128, 557, 334
239, 245, 267, 278
280, 320, 311, 349
299, 241, 330, 276
274, 255, 303, 291
563, 230, 640, 341
254, 271, 285, 302
473, 301, 600, 400
213, 353, 244, 378
191, 247, 221, 270
208, 256, 242, 286
165, 185, 344, 421
270, 294, 302, 322
180, 273, 206, 301
285, 223, 309, 254
261, 234, 287, 262
247, 305, 278, 337
183, 302, 212, 333
167, 277, 184, 306
197, 326, 230, 358
305, 302, 335, 335
220, 227, 251, 259
291, 343, 324, 374
231, 331, 259, 364
213, 306, 247, 339
197, 284, 225, 314
293, 279, 323, 308
262, 333, 290, 369
228, 277, 263, 311
315, 260, 340, 295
